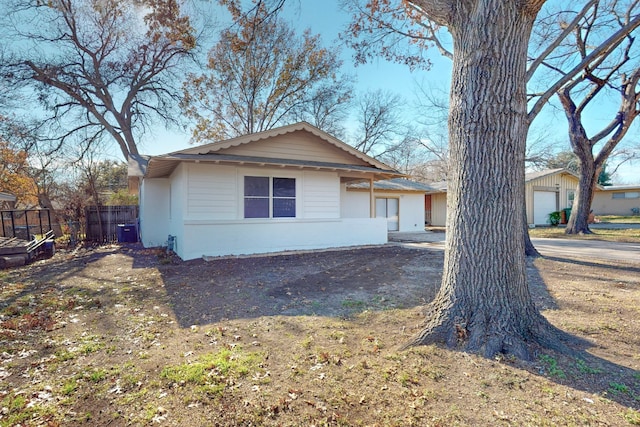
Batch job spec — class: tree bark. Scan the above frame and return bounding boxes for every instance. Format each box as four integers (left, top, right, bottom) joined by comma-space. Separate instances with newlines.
565, 160, 598, 234
523, 202, 540, 256
406, 0, 564, 359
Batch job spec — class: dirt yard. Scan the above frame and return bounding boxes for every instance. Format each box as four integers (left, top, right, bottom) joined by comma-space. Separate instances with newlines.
0, 242, 639, 426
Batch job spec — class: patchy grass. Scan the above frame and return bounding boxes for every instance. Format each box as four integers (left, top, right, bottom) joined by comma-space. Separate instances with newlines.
0, 244, 638, 426
529, 226, 640, 242
599, 215, 640, 223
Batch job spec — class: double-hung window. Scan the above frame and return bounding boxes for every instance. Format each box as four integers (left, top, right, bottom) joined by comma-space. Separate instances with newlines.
244, 176, 296, 218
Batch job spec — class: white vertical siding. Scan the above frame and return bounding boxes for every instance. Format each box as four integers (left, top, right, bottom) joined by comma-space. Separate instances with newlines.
525, 173, 578, 224
430, 193, 447, 226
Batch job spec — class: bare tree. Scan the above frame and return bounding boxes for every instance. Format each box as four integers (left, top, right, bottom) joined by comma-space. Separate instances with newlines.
539, 1, 640, 233
182, 1, 350, 142
350, 90, 405, 155
1, 0, 199, 160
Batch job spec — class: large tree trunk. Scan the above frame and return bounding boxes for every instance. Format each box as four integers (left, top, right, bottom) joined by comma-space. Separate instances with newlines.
406, 0, 563, 359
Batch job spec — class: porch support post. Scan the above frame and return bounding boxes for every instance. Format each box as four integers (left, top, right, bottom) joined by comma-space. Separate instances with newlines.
369, 177, 375, 218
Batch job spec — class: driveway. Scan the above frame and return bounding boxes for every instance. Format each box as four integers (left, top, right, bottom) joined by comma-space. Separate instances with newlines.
530, 238, 640, 263
389, 231, 640, 263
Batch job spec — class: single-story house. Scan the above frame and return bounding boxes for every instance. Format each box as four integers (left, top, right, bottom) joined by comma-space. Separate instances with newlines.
591, 185, 640, 216
133, 122, 407, 260
346, 178, 435, 232
425, 168, 581, 226
0, 192, 17, 210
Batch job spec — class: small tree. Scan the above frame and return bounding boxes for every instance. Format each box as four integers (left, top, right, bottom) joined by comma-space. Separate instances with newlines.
0, 139, 38, 207
182, 1, 350, 142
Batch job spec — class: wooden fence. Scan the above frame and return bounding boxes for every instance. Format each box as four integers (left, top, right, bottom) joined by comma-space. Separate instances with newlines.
85, 205, 139, 243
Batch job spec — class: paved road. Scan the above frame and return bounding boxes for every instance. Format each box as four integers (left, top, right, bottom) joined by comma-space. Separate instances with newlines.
530, 238, 640, 263
389, 231, 640, 263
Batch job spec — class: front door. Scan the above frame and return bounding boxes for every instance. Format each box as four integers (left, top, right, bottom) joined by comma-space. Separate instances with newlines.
376, 198, 399, 231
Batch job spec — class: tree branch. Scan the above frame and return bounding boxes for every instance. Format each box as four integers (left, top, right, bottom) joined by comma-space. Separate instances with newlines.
528, 12, 640, 123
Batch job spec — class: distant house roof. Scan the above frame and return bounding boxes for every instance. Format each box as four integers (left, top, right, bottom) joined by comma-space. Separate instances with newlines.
347, 178, 436, 192
426, 181, 448, 193
0, 192, 16, 202
428, 168, 581, 194
599, 184, 640, 191
524, 168, 579, 181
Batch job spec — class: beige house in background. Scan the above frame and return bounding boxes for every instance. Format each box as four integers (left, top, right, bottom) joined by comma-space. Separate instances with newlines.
592, 185, 640, 216
426, 169, 581, 226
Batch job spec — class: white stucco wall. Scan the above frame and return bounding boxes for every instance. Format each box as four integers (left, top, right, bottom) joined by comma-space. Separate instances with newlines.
384, 192, 424, 232
341, 187, 370, 218
139, 178, 170, 248
180, 218, 387, 260
343, 189, 425, 232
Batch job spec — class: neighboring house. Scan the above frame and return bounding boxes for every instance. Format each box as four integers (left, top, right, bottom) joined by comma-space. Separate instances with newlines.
0, 192, 17, 210
133, 122, 404, 260
592, 185, 640, 215
346, 178, 435, 232
424, 181, 447, 226
426, 168, 581, 226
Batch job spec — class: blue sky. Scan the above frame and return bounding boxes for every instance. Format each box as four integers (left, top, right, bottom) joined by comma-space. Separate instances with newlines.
132, 0, 638, 184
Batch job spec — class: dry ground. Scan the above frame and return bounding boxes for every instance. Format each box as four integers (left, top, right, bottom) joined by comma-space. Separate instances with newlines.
0, 242, 639, 426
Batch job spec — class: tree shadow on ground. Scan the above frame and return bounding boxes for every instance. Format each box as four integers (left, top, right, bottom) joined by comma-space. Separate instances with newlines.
4, 243, 638, 410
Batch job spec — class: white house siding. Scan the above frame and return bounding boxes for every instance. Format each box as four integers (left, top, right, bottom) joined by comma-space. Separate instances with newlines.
148, 163, 387, 260
374, 192, 424, 232
302, 171, 340, 219
394, 193, 424, 232
139, 178, 170, 248
341, 189, 425, 232
186, 164, 237, 219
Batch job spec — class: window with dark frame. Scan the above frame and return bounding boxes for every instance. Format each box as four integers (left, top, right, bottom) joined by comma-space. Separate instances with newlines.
244, 176, 296, 218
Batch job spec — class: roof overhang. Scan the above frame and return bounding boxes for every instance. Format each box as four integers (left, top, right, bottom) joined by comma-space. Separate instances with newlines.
144, 153, 404, 181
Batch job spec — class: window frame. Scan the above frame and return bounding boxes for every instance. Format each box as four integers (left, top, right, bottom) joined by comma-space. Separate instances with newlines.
243, 175, 297, 219
612, 191, 640, 199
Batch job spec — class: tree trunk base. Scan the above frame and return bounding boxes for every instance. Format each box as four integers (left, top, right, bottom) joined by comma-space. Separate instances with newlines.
402, 300, 577, 360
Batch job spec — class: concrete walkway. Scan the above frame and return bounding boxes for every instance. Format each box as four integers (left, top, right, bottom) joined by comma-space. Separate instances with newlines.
388, 230, 640, 263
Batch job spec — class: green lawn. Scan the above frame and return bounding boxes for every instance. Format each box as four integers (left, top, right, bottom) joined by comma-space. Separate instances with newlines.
529, 226, 640, 243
